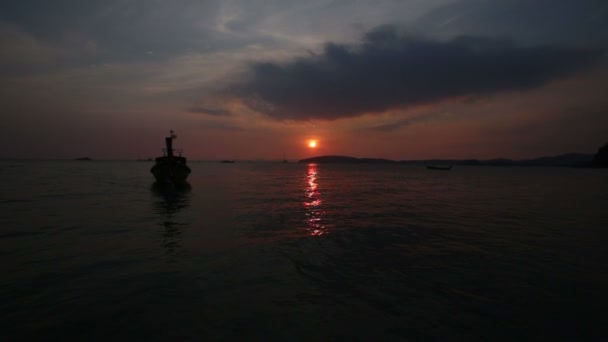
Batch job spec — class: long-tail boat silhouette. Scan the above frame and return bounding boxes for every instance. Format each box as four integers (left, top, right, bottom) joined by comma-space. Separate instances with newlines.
150, 131, 191, 183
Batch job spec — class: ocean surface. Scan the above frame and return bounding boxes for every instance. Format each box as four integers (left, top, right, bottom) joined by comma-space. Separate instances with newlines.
1, 160, 607, 340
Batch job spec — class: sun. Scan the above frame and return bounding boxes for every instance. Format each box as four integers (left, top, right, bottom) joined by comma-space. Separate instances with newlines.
308, 140, 318, 148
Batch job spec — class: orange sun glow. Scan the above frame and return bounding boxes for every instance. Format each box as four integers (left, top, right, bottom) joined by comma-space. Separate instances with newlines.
308, 140, 318, 148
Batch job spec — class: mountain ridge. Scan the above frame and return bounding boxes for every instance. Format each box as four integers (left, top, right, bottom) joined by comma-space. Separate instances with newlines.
298, 153, 595, 167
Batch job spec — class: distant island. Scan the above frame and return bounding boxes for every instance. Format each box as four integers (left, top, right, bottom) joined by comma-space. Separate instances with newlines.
74, 157, 92, 161
298, 156, 396, 164
592, 142, 608, 168
298, 153, 598, 167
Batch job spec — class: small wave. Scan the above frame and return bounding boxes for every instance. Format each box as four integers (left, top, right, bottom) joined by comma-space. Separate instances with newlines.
0, 199, 34, 204
0, 230, 44, 239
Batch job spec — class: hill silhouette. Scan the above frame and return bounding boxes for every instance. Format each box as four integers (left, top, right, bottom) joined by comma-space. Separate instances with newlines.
298, 155, 396, 164
299, 153, 595, 167
592, 142, 608, 168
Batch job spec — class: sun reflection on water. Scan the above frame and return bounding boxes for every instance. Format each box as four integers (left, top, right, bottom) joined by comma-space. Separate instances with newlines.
304, 163, 326, 236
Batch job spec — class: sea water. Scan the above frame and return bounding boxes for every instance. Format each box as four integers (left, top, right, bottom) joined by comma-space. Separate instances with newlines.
1, 160, 607, 340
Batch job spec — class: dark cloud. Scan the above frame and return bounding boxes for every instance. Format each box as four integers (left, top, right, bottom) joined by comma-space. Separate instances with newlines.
0, 0, 238, 66
232, 25, 604, 121
368, 113, 444, 132
414, 0, 608, 47
189, 106, 231, 116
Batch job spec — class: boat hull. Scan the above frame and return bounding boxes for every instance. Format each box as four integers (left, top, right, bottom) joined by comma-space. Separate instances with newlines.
150, 156, 191, 183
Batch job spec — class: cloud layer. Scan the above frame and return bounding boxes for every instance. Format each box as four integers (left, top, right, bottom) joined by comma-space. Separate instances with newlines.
1, 1, 608, 159
232, 26, 604, 121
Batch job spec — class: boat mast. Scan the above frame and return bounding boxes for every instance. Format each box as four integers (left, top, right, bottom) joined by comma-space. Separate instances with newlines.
165, 130, 176, 158
165, 137, 173, 158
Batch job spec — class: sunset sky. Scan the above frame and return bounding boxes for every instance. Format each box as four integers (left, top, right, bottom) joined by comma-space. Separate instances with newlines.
1, 0, 607, 160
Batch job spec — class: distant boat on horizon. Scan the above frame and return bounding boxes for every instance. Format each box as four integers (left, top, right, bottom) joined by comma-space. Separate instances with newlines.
75, 157, 92, 161
150, 131, 191, 183
426, 165, 453, 170
220, 160, 235, 163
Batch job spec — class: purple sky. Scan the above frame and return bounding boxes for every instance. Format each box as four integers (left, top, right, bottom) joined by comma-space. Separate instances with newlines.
1, 0, 607, 160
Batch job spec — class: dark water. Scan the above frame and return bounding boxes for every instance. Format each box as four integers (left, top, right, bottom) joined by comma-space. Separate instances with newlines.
1, 160, 607, 340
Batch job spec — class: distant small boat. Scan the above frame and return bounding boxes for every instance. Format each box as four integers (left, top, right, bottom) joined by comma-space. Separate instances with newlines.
426, 165, 452, 170
75, 157, 92, 161
220, 160, 235, 163
150, 131, 191, 183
